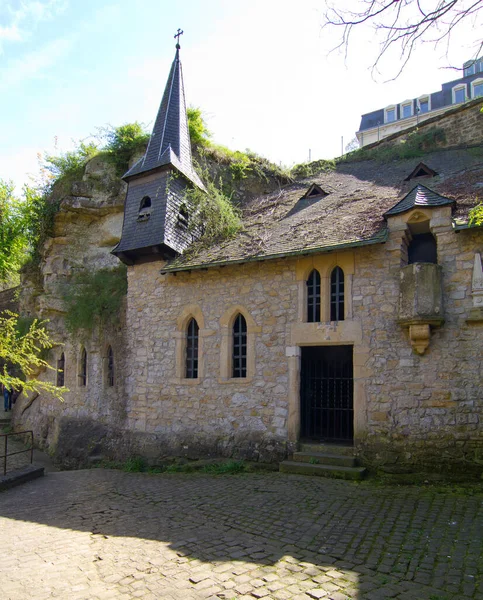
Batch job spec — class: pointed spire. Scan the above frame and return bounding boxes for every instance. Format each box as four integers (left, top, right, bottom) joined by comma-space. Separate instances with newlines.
123, 38, 205, 190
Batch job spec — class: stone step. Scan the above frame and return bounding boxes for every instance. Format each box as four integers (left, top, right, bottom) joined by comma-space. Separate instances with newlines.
280, 460, 366, 480
299, 443, 355, 456
292, 451, 357, 468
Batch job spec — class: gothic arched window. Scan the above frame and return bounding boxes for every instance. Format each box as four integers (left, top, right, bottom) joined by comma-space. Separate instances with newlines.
307, 269, 321, 322
185, 318, 199, 378
330, 267, 345, 322
233, 313, 247, 378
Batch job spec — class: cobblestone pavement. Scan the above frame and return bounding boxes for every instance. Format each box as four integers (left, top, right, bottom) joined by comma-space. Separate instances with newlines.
0, 469, 481, 600
0, 433, 33, 473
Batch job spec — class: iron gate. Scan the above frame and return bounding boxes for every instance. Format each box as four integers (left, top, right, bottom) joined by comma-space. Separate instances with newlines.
300, 345, 353, 442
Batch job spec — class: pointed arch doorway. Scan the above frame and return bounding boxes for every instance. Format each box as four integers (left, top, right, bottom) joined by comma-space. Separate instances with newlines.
300, 345, 354, 443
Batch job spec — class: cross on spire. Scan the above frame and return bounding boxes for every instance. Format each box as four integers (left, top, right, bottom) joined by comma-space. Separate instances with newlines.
174, 28, 183, 49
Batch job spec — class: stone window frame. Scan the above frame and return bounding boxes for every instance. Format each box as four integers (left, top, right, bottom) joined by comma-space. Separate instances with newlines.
104, 345, 115, 388
78, 346, 88, 388
56, 352, 65, 387
297, 255, 353, 323
306, 269, 321, 322
219, 305, 261, 384
330, 266, 345, 322
173, 305, 207, 385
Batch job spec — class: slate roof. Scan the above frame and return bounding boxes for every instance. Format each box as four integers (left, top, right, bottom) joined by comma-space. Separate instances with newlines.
384, 184, 455, 217
123, 48, 205, 191
161, 148, 483, 273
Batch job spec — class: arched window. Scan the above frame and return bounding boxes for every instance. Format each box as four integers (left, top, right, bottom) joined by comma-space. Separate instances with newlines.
107, 346, 114, 387
139, 196, 151, 211
306, 269, 321, 322
57, 352, 65, 387
330, 267, 345, 322
185, 318, 199, 378
233, 313, 247, 378
79, 348, 87, 387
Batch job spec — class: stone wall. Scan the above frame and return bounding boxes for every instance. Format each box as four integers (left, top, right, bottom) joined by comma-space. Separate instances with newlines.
361, 98, 483, 153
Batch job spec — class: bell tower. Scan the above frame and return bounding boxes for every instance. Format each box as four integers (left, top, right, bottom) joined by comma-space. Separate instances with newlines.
113, 31, 205, 265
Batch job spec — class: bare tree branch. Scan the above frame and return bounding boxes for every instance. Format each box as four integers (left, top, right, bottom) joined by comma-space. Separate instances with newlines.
323, 0, 483, 79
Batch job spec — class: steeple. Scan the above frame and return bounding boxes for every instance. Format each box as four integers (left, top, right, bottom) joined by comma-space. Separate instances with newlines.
112, 34, 206, 265
123, 41, 204, 190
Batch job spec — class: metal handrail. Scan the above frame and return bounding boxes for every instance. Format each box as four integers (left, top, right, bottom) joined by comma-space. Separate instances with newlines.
0, 430, 34, 476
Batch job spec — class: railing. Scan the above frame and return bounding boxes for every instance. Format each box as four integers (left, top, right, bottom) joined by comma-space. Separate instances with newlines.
0, 431, 34, 476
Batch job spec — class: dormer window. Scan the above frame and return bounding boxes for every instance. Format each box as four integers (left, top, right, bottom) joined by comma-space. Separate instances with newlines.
404, 163, 437, 181
178, 204, 189, 229
137, 196, 151, 221
417, 96, 430, 114
471, 78, 483, 99
400, 101, 413, 119
303, 184, 328, 199
452, 85, 466, 104
464, 61, 476, 77
385, 106, 396, 123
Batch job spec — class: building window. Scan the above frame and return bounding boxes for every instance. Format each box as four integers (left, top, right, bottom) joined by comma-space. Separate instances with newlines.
464, 62, 476, 77
385, 106, 396, 123
401, 102, 412, 118
137, 196, 151, 221
178, 203, 189, 229
408, 233, 437, 264
453, 85, 466, 104
57, 352, 65, 387
307, 269, 321, 322
232, 313, 247, 378
107, 346, 114, 387
185, 318, 199, 378
472, 79, 483, 98
418, 97, 430, 113
79, 348, 87, 386
330, 267, 345, 322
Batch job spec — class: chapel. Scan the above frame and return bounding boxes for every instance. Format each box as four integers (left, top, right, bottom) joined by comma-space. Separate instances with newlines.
13, 40, 483, 475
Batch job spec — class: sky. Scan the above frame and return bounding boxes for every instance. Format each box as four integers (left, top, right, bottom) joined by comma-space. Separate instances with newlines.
0, 0, 481, 193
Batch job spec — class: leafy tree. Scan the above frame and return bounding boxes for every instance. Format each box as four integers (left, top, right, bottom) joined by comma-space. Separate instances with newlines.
469, 203, 483, 225
187, 106, 212, 147
0, 180, 29, 285
323, 0, 483, 79
0, 311, 66, 400
43, 141, 99, 187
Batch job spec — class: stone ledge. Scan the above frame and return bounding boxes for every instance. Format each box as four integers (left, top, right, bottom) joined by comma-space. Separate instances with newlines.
0, 465, 44, 492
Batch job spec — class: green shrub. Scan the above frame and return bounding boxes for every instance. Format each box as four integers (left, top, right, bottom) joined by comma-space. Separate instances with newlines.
100, 122, 150, 176
291, 159, 336, 178
182, 164, 242, 243
469, 203, 483, 226
342, 127, 447, 164
62, 265, 127, 334
187, 106, 212, 147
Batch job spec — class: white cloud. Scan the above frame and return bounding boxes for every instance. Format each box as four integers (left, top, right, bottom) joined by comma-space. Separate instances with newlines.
0, 0, 67, 51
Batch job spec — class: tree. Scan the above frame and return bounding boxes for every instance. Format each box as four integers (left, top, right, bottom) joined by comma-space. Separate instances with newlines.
469, 203, 483, 225
0, 180, 29, 285
323, 0, 483, 79
345, 136, 360, 153
0, 311, 66, 400
187, 107, 212, 147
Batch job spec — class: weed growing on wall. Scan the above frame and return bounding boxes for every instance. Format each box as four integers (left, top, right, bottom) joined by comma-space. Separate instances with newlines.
62, 265, 127, 335
469, 203, 483, 226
